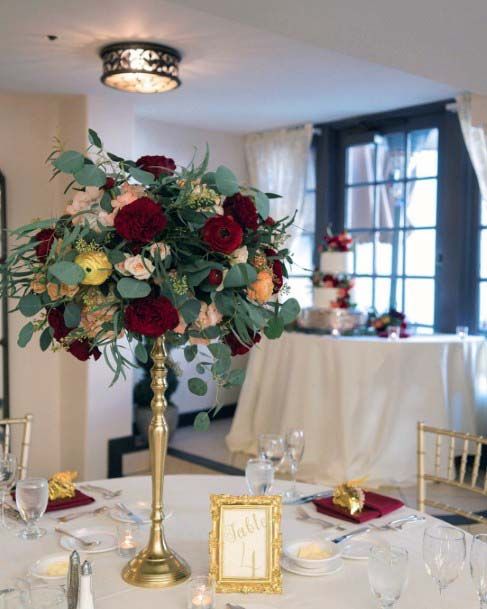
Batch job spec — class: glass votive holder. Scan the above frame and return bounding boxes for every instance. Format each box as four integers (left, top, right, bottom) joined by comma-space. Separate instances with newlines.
387, 326, 400, 340
117, 523, 139, 558
331, 327, 340, 337
456, 325, 469, 339
187, 575, 215, 609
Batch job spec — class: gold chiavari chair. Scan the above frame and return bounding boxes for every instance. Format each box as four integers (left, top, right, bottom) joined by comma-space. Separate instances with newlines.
417, 422, 487, 526
0, 414, 33, 480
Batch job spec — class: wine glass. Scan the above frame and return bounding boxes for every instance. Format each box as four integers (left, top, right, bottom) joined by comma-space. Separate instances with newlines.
258, 434, 285, 471
283, 429, 305, 503
16, 478, 49, 540
368, 545, 409, 608
0, 453, 17, 529
471, 534, 487, 608
245, 458, 274, 495
423, 525, 466, 603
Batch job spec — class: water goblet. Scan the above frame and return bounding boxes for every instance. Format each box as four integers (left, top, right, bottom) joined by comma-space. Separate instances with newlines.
258, 434, 285, 471
423, 525, 466, 604
245, 458, 274, 495
0, 453, 17, 529
368, 545, 408, 608
16, 477, 49, 540
283, 429, 305, 503
471, 534, 487, 608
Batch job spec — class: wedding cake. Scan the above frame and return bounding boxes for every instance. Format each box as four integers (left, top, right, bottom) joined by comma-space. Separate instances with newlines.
312, 232, 354, 310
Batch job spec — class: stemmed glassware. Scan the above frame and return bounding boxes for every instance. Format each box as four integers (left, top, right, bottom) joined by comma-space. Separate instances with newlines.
0, 453, 17, 529
245, 458, 274, 495
368, 545, 409, 608
15, 477, 49, 540
258, 434, 285, 472
471, 534, 487, 608
423, 525, 466, 604
283, 429, 305, 503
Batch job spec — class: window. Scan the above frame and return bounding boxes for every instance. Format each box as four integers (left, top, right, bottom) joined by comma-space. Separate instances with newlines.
480, 199, 487, 330
287, 149, 316, 308
344, 129, 439, 331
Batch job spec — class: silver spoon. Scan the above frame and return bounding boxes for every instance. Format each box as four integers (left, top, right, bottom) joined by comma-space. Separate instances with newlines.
55, 527, 101, 548
56, 506, 108, 523
296, 506, 347, 531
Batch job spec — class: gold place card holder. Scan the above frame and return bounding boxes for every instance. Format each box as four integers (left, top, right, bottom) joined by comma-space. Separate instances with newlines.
209, 494, 282, 594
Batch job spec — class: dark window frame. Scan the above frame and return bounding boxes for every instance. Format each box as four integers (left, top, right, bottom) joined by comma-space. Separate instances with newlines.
314, 100, 481, 333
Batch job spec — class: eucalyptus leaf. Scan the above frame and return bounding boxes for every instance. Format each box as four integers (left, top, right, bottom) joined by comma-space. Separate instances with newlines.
215, 165, 239, 196
201, 171, 216, 188
117, 278, 151, 299
64, 302, 81, 328
18, 294, 43, 317
135, 342, 148, 364
212, 356, 231, 376
188, 377, 208, 396
253, 191, 270, 219
49, 261, 85, 286
208, 343, 231, 360
223, 263, 257, 288
227, 368, 245, 386
214, 292, 235, 316
18, 322, 34, 348
53, 150, 85, 174
279, 298, 301, 324
264, 316, 284, 339
193, 411, 210, 431
128, 166, 155, 185
74, 164, 106, 187
39, 326, 53, 351
107, 249, 127, 265
88, 128, 102, 148
180, 299, 201, 324
184, 345, 198, 363
100, 191, 112, 212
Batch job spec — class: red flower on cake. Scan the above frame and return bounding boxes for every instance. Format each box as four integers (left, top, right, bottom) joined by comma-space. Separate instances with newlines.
68, 339, 101, 361
224, 330, 261, 356
124, 296, 179, 337
114, 197, 167, 243
202, 215, 243, 254
223, 193, 258, 230
47, 307, 70, 341
34, 228, 56, 262
136, 155, 176, 178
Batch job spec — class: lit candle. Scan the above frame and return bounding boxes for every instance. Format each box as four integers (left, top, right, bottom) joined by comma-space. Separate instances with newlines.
190, 591, 213, 609
331, 328, 340, 337
117, 524, 138, 557
187, 577, 215, 609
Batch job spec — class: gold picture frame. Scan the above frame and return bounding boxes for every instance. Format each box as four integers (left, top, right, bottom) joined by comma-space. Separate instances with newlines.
209, 494, 282, 594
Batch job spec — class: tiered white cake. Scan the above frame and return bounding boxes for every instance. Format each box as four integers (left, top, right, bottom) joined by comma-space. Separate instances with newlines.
313, 251, 354, 309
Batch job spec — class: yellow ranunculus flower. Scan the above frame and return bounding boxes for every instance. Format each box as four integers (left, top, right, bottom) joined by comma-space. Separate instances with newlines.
75, 251, 113, 286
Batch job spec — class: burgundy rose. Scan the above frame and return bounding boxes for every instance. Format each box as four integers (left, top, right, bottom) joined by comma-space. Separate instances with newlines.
265, 248, 284, 294
223, 193, 258, 230
124, 296, 179, 337
47, 307, 70, 341
264, 216, 275, 226
34, 228, 56, 262
114, 197, 167, 244
103, 177, 115, 190
136, 155, 176, 178
208, 269, 223, 286
202, 215, 243, 254
224, 331, 261, 356
68, 339, 101, 361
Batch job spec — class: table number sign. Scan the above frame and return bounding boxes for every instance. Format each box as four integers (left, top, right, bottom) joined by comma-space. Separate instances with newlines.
209, 494, 282, 593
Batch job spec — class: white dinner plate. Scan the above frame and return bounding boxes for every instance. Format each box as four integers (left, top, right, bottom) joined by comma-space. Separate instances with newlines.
59, 527, 117, 554
281, 556, 344, 577
29, 552, 71, 581
339, 539, 376, 560
109, 502, 172, 525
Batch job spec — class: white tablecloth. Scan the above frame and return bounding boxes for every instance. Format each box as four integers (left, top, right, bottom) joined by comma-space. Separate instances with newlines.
226, 333, 487, 486
0, 475, 478, 608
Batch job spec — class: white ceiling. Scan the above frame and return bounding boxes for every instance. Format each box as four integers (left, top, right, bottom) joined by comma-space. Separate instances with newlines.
0, 0, 459, 133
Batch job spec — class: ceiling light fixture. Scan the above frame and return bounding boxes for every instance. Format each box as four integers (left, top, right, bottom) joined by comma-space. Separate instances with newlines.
99, 42, 181, 94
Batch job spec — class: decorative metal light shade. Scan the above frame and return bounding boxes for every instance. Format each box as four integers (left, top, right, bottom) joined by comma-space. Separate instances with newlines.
99, 42, 181, 94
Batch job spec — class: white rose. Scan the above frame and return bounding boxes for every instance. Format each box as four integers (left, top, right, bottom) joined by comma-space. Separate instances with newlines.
123, 255, 154, 280
149, 242, 171, 260
229, 246, 248, 265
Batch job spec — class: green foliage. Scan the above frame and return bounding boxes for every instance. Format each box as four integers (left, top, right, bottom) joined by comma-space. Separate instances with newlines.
88, 129, 102, 148
64, 302, 81, 328
117, 278, 151, 299
19, 294, 43, 317
215, 165, 239, 196
193, 411, 210, 431
188, 377, 208, 396
18, 322, 34, 347
49, 261, 85, 285
264, 316, 285, 339
74, 165, 106, 187
224, 263, 257, 288
128, 166, 155, 185
279, 298, 301, 325
53, 151, 85, 174
253, 191, 270, 219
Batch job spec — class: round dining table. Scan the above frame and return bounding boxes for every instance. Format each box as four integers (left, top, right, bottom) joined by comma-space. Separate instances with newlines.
0, 474, 478, 608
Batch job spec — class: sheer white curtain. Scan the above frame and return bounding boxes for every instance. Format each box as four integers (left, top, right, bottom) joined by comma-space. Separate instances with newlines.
457, 93, 487, 202
244, 124, 312, 251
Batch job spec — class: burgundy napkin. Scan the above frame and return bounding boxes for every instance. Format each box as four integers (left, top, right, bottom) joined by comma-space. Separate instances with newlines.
313, 491, 404, 523
12, 489, 95, 512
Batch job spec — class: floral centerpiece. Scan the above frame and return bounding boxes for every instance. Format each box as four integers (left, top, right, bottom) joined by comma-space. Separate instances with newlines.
369, 308, 409, 337
3, 130, 299, 424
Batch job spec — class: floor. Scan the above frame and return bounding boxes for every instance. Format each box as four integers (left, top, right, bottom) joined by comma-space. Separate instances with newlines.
168, 419, 487, 526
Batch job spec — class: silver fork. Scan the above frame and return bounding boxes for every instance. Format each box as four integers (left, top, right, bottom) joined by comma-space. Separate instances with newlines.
55, 527, 101, 548
79, 484, 122, 499
56, 506, 108, 523
296, 506, 347, 531
373, 515, 426, 531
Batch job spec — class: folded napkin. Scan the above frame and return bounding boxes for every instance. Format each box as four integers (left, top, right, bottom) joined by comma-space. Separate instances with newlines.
313, 491, 403, 523
12, 489, 95, 512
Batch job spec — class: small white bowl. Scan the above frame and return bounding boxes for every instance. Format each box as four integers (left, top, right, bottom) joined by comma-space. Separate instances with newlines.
29, 552, 71, 581
283, 538, 341, 570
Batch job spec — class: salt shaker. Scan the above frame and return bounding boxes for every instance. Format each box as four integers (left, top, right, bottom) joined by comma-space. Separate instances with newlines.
67, 550, 80, 609
76, 560, 95, 609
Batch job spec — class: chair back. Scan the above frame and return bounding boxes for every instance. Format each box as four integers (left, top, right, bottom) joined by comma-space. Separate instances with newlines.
417, 421, 487, 524
0, 414, 33, 480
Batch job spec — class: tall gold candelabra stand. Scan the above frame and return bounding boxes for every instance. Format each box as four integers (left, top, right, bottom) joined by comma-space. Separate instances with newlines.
122, 336, 191, 588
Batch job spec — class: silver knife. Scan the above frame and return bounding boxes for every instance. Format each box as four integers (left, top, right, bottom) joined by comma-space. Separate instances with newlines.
332, 526, 371, 544
285, 490, 333, 505
117, 502, 144, 525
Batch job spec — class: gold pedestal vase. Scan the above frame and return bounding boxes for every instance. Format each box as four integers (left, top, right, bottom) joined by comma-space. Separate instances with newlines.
122, 336, 191, 588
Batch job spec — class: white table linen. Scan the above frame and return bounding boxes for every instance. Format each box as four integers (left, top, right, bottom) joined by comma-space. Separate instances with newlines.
0, 475, 478, 608
226, 333, 487, 486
